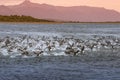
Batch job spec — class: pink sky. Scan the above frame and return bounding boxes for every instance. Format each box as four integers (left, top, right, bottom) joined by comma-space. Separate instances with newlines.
0, 0, 120, 12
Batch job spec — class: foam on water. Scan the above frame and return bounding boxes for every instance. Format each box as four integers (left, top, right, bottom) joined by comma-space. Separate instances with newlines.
0, 23, 120, 58
0, 34, 120, 58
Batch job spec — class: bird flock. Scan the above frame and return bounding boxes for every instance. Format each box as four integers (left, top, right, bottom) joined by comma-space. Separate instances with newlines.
0, 35, 120, 58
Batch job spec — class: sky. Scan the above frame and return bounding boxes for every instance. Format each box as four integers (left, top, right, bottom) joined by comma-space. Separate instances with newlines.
0, 0, 120, 12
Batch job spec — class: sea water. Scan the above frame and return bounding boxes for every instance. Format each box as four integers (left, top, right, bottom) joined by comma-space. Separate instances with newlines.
0, 23, 120, 80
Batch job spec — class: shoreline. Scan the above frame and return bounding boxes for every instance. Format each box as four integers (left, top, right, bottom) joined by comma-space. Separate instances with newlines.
0, 21, 120, 24
0, 22, 63, 24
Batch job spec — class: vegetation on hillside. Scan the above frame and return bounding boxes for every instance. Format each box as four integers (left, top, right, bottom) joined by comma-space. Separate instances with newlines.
0, 15, 119, 23
0, 15, 54, 22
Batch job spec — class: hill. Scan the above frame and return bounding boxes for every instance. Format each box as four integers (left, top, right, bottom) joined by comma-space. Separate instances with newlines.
0, 15, 54, 22
0, 0, 120, 22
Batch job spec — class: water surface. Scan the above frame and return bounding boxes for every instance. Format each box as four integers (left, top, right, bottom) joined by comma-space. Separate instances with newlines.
0, 23, 120, 80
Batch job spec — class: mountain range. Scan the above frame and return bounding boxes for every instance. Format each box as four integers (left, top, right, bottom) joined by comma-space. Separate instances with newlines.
0, 0, 120, 22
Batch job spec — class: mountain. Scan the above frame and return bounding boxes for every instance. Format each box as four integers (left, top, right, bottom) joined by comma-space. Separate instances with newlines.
0, 5, 16, 15
0, 0, 120, 22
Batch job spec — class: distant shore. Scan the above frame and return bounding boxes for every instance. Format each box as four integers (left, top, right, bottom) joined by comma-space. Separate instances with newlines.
0, 22, 63, 24
0, 15, 57, 24
0, 21, 120, 24
0, 15, 120, 24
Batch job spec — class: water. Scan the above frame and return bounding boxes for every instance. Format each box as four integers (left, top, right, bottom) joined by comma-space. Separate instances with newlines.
0, 23, 120, 37
0, 23, 120, 80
